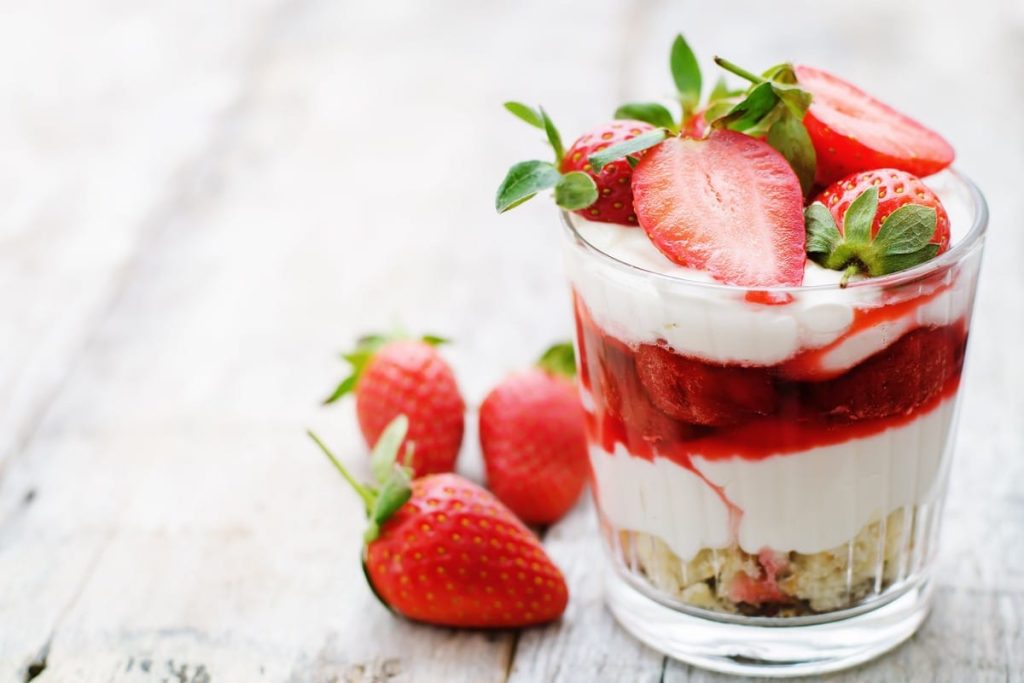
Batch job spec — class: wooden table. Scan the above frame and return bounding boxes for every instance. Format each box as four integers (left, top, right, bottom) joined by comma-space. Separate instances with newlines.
1, 1, 1021, 681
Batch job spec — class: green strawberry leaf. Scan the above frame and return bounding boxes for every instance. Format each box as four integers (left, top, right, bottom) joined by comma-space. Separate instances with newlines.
709, 75, 731, 103
843, 188, 879, 244
626, 156, 640, 169
495, 160, 562, 213
537, 342, 577, 379
670, 34, 702, 116
322, 374, 357, 405
874, 205, 938, 254
368, 466, 413, 541
589, 128, 667, 171
307, 430, 377, 516
420, 334, 449, 347
880, 244, 940, 274
504, 101, 544, 129
767, 111, 817, 196
370, 415, 409, 485
714, 81, 779, 131
554, 172, 599, 211
540, 107, 564, 163
805, 203, 842, 256
614, 102, 677, 131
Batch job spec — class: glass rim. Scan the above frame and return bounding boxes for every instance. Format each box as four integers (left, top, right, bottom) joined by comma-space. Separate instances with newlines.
560, 167, 988, 293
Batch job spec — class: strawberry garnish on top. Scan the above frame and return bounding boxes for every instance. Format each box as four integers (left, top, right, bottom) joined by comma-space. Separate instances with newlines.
558, 120, 656, 224
631, 129, 806, 287
805, 168, 950, 285
794, 65, 954, 186
324, 334, 465, 477
479, 343, 589, 525
308, 419, 569, 628
495, 103, 657, 224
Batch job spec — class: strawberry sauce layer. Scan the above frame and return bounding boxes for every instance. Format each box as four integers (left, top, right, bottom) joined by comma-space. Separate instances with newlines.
574, 292, 968, 466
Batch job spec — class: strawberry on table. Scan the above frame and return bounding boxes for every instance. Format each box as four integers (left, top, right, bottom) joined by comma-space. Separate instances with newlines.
479, 343, 589, 525
631, 129, 806, 287
805, 169, 950, 284
308, 419, 569, 628
324, 334, 464, 477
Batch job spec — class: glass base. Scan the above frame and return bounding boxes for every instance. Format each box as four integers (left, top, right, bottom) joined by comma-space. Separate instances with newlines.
605, 569, 932, 678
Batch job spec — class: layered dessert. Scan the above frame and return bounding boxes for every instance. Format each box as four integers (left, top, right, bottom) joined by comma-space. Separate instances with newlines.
497, 41, 983, 619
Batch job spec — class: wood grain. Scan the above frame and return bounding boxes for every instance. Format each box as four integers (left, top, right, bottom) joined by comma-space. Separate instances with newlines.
0, 0, 1020, 681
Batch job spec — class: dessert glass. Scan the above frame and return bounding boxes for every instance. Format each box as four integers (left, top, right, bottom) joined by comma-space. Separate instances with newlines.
561, 170, 986, 677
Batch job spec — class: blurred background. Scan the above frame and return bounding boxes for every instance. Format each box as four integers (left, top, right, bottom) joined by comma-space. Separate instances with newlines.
0, 1, 1021, 681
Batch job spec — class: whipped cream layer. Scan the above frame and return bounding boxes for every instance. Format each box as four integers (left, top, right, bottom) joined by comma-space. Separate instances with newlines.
590, 396, 956, 560
564, 171, 974, 367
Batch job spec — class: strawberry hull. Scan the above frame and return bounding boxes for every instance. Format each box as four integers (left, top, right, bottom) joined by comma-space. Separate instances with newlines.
561, 170, 985, 618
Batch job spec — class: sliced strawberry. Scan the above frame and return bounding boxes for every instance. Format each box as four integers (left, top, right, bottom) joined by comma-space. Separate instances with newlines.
635, 344, 777, 427
729, 549, 791, 606
631, 130, 806, 287
795, 65, 955, 186
560, 120, 655, 225
814, 168, 951, 254
806, 325, 966, 422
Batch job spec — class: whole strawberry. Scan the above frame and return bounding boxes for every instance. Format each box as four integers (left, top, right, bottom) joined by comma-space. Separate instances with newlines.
324, 334, 464, 477
805, 169, 950, 285
479, 343, 589, 525
308, 419, 569, 628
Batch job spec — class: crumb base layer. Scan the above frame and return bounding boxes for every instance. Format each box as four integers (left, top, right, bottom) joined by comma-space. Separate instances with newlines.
606, 568, 931, 678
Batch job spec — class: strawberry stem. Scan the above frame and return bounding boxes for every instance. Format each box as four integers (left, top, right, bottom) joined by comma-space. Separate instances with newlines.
713, 56, 765, 86
307, 430, 376, 515
839, 264, 860, 288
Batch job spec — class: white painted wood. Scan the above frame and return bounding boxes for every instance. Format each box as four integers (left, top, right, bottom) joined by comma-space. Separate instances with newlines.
0, 0, 1020, 681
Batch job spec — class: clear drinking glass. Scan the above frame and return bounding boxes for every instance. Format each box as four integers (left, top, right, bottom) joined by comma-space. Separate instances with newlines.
561, 170, 986, 677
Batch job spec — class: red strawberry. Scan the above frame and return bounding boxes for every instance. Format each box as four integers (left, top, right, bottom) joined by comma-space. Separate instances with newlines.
324, 335, 464, 477
479, 344, 589, 525
806, 326, 965, 422
635, 343, 777, 427
729, 550, 791, 606
560, 120, 656, 225
308, 423, 569, 628
815, 169, 951, 254
805, 169, 950, 282
631, 129, 806, 287
794, 65, 954, 186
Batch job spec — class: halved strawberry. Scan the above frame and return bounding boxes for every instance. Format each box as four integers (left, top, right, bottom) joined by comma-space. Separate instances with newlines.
631, 130, 806, 287
635, 344, 777, 427
805, 325, 965, 422
795, 65, 954, 186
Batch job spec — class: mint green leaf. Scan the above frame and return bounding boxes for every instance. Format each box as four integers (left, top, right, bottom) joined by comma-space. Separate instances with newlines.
370, 415, 409, 485
537, 342, 577, 379
589, 128, 667, 171
540, 107, 564, 162
504, 101, 544, 129
805, 203, 842, 255
495, 160, 562, 213
874, 205, 938, 254
554, 172, 598, 211
714, 81, 779, 131
843, 187, 879, 244
879, 244, 940, 275
614, 102, 677, 131
670, 34, 702, 114
322, 373, 357, 405
767, 112, 817, 196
